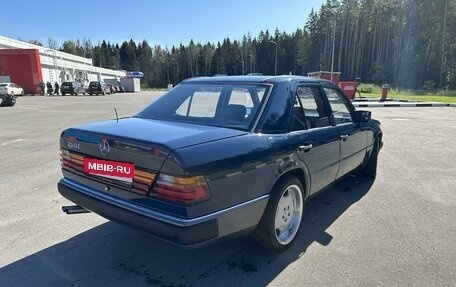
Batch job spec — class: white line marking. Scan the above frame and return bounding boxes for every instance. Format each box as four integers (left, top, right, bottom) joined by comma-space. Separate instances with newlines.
1, 139, 24, 146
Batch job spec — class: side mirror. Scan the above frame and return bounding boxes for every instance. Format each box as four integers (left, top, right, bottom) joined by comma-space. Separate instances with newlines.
353, 110, 371, 123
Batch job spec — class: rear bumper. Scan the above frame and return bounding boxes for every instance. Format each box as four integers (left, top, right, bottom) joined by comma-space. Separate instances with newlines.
57, 178, 268, 247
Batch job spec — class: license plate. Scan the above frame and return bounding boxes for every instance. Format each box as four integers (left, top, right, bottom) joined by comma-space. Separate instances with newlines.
83, 158, 134, 183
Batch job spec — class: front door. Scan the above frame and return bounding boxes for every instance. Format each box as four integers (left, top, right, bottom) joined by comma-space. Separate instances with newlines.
323, 85, 367, 178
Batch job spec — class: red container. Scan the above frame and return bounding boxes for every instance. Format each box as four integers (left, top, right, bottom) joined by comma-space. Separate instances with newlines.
338, 81, 357, 100
307, 71, 341, 84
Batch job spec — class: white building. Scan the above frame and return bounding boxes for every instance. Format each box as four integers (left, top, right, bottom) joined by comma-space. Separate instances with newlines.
0, 35, 126, 92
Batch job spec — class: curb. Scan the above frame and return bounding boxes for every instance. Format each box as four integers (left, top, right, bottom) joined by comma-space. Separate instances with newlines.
353, 98, 420, 102
353, 98, 394, 102
353, 102, 452, 107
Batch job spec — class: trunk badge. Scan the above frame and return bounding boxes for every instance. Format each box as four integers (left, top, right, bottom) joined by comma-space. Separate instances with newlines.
100, 139, 110, 156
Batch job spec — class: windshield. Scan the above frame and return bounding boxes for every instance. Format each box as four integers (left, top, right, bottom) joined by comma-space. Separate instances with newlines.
136, 82, 270, 130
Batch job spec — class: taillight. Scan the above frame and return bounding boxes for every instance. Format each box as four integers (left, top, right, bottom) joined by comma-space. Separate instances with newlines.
150, 174, 210, 205
60, 149, 72, 168
132, 170, 156, 194
60, 149, 84, 171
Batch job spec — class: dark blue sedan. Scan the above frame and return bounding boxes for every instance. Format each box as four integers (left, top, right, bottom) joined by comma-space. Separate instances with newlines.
57, 75, 382, 251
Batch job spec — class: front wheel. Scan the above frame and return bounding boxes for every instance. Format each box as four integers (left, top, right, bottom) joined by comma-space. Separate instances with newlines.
10, 95, 16, 106
360, 139, 379, 178
254, 177, 304, 251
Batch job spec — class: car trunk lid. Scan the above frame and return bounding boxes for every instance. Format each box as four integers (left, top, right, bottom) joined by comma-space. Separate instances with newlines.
60, 117, 247, 195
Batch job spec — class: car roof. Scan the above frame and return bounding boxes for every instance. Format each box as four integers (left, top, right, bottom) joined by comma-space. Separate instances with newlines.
182, 75, 322, 85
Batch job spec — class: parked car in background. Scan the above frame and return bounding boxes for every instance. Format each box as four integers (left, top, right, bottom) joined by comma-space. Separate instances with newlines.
57, 75, 383, 251
61, 81, 85, 96
0, 82, 23, 107
87, 81, 110, 95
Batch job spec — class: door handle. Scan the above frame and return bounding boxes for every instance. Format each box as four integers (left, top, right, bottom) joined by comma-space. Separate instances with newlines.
340, 134, 349, 141
298, 144, 313, 152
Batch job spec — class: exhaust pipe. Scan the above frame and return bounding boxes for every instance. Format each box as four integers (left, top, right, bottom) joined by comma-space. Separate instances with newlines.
62, 205, 91, 215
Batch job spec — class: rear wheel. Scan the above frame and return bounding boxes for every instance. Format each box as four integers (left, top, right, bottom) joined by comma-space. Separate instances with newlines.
254, 177, 304, 251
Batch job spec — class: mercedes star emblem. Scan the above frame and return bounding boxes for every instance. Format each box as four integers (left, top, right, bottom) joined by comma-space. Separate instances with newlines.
100, 139, 110, 156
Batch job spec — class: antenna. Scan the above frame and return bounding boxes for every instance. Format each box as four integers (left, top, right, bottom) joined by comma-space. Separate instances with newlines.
114, 107, 119, 123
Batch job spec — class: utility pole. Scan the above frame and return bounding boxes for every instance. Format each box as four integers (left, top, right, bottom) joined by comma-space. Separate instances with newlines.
269, 41, 278, 75
440, 0, 448, 87
329, 11, 336, 82
249, 54, 254, 73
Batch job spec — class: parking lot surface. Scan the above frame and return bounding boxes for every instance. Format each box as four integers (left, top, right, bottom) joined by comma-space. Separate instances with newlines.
0, 93, 455, 286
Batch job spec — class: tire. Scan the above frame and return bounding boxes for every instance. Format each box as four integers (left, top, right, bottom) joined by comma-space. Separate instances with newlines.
10, 95, 16, 106
254, 177, 304, 251
62, 93, 65, 96
1, 93, 16, 107
360, 139, 379, 178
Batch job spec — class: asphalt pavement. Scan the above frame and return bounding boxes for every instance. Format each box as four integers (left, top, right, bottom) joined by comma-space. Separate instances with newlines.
0, 92, 455, 286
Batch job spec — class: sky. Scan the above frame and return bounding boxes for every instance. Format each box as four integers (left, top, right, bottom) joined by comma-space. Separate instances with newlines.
1, 0, 326, 48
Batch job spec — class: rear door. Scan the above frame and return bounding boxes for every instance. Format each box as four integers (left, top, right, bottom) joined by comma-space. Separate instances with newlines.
323, 85, 367, 178
289, 84, 340, 195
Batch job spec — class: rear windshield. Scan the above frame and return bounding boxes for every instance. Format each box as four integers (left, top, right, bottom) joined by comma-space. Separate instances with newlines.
0, 84, 7, 87
89, 82, 100, 87
62, 82, 71, 86
135, 83, 270, 131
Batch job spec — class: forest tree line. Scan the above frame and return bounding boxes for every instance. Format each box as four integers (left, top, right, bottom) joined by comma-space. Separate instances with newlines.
31, 0, 456, 90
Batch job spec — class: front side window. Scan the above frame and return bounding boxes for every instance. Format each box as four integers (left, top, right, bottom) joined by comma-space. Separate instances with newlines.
324, 87, 352, 125
136, 83, 269, 131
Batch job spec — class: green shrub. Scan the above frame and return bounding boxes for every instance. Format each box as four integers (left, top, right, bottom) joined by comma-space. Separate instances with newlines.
358, 83, 380, 94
